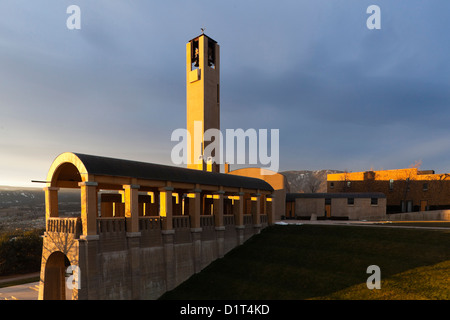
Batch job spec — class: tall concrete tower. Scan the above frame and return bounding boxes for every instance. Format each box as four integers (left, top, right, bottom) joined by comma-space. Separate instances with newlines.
186, 33, 220, 172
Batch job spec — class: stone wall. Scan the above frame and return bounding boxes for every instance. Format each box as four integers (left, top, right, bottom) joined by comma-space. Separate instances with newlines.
39, 215, 268, 300
386, 209, 450, 221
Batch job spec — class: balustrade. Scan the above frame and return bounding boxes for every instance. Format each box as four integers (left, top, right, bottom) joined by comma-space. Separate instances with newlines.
47, 217, 82, 237
172, 215, 190, 229
97, 217, 126, 234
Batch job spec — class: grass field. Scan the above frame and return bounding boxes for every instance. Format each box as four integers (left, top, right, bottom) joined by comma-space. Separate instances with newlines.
160, 224, 450, 300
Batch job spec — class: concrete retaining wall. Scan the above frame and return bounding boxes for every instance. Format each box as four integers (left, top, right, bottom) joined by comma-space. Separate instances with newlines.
40, 215, 267, 300
386, 209, 450, 221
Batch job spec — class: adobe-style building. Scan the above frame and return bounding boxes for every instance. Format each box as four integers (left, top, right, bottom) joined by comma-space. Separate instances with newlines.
327, 168, 450, 214
286, 193, 386, 220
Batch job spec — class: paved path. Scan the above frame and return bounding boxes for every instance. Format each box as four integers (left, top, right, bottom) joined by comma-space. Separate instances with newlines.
0, 281, 39, 300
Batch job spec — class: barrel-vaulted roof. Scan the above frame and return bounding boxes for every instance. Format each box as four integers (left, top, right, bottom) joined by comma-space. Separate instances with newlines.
48, 152, 273, 191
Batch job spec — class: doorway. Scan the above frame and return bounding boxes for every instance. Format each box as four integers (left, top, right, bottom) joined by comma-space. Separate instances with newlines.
43, 251, 71, 300
325, 198, 331, 218
325, 204, 331, 218
420, 200, 428, 212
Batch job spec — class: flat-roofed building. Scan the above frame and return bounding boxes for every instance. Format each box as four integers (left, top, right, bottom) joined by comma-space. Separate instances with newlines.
327, 168, 450, 214
286, 192, 386, 220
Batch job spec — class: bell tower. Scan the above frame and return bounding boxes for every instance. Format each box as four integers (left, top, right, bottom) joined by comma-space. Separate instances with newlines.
186, 33, 220, 172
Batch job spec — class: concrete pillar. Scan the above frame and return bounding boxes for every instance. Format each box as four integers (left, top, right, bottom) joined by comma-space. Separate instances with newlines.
79, 181, 98, 237
124, 184, 140, 234
188, 189, 202, 230
78, 236, 100, 299
127, 233, 141, 299
252, 193, 262, 235
268, 194, 275, 225
234, 191, 245, 245
213, 190, 225, 228
252, 193, 261, 226
233, 192, 245, 227
159, 186, 174, 230
75, 181, 100, 299
214, 190, 225, 258
123, 185, 141, 299
162, 229, 176, 291
262, 195, 267, 215
44, 187, 59, 220
188, 188, 202, 272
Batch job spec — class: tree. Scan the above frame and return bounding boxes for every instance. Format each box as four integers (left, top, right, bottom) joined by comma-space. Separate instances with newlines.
306, 175, 321, 193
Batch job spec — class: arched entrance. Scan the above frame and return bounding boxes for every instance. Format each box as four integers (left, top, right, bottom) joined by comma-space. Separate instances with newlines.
43, 251, 71, 300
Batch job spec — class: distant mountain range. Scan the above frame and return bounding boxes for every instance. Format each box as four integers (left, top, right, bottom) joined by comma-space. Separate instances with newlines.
0, 186, 80, 231
0, 186, 79, 209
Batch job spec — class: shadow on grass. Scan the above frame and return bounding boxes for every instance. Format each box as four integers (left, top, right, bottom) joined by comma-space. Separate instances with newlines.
159, 225, 450, 300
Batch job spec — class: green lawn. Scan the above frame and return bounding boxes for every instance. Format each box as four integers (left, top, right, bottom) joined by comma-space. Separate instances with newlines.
159, 225, 450, 300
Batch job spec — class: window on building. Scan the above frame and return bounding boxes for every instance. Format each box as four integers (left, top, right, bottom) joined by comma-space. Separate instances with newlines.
347, 181, 351, 188
330, 182, 334, 189
423, 183, 428, 191
325, 198, 331, 205
347, 198, 354, 205
371, 198, 378, 205
389, 179, 394, 190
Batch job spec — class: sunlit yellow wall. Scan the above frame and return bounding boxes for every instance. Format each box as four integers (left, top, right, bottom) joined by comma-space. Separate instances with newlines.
186, 34, 220, 172
228, 168, 286, 219
327, 168, 450, 211
327, 168, 446, 182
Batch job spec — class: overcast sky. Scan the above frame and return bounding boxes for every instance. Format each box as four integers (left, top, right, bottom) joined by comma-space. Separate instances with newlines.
1, 1, 450, 187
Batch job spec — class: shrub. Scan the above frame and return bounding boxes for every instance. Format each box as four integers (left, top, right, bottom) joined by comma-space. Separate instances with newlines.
0, 229, 44, 276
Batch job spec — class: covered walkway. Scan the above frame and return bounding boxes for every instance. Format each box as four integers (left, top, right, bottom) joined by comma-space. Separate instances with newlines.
39, 152, 276, 299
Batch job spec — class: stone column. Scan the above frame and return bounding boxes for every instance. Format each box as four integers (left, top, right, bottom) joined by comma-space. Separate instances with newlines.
214, 190, 225, 257
251, 192, 261, 234
124, 184, 140, 234
123, 184, 141, 299
188, 189, 202, 230
188, 188, 202, 272
77, 235, 100, 299
159, 186, 174, 230
234, 191, 245, 245
252, 193, 262, 231
79, 181, 98, 238
127, 232, 141, 299
268, 194, 275, 225
44, 187, 59, 220
213, 190, 225, 228
262, 195, 267, 215
162, 228, 176, 291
